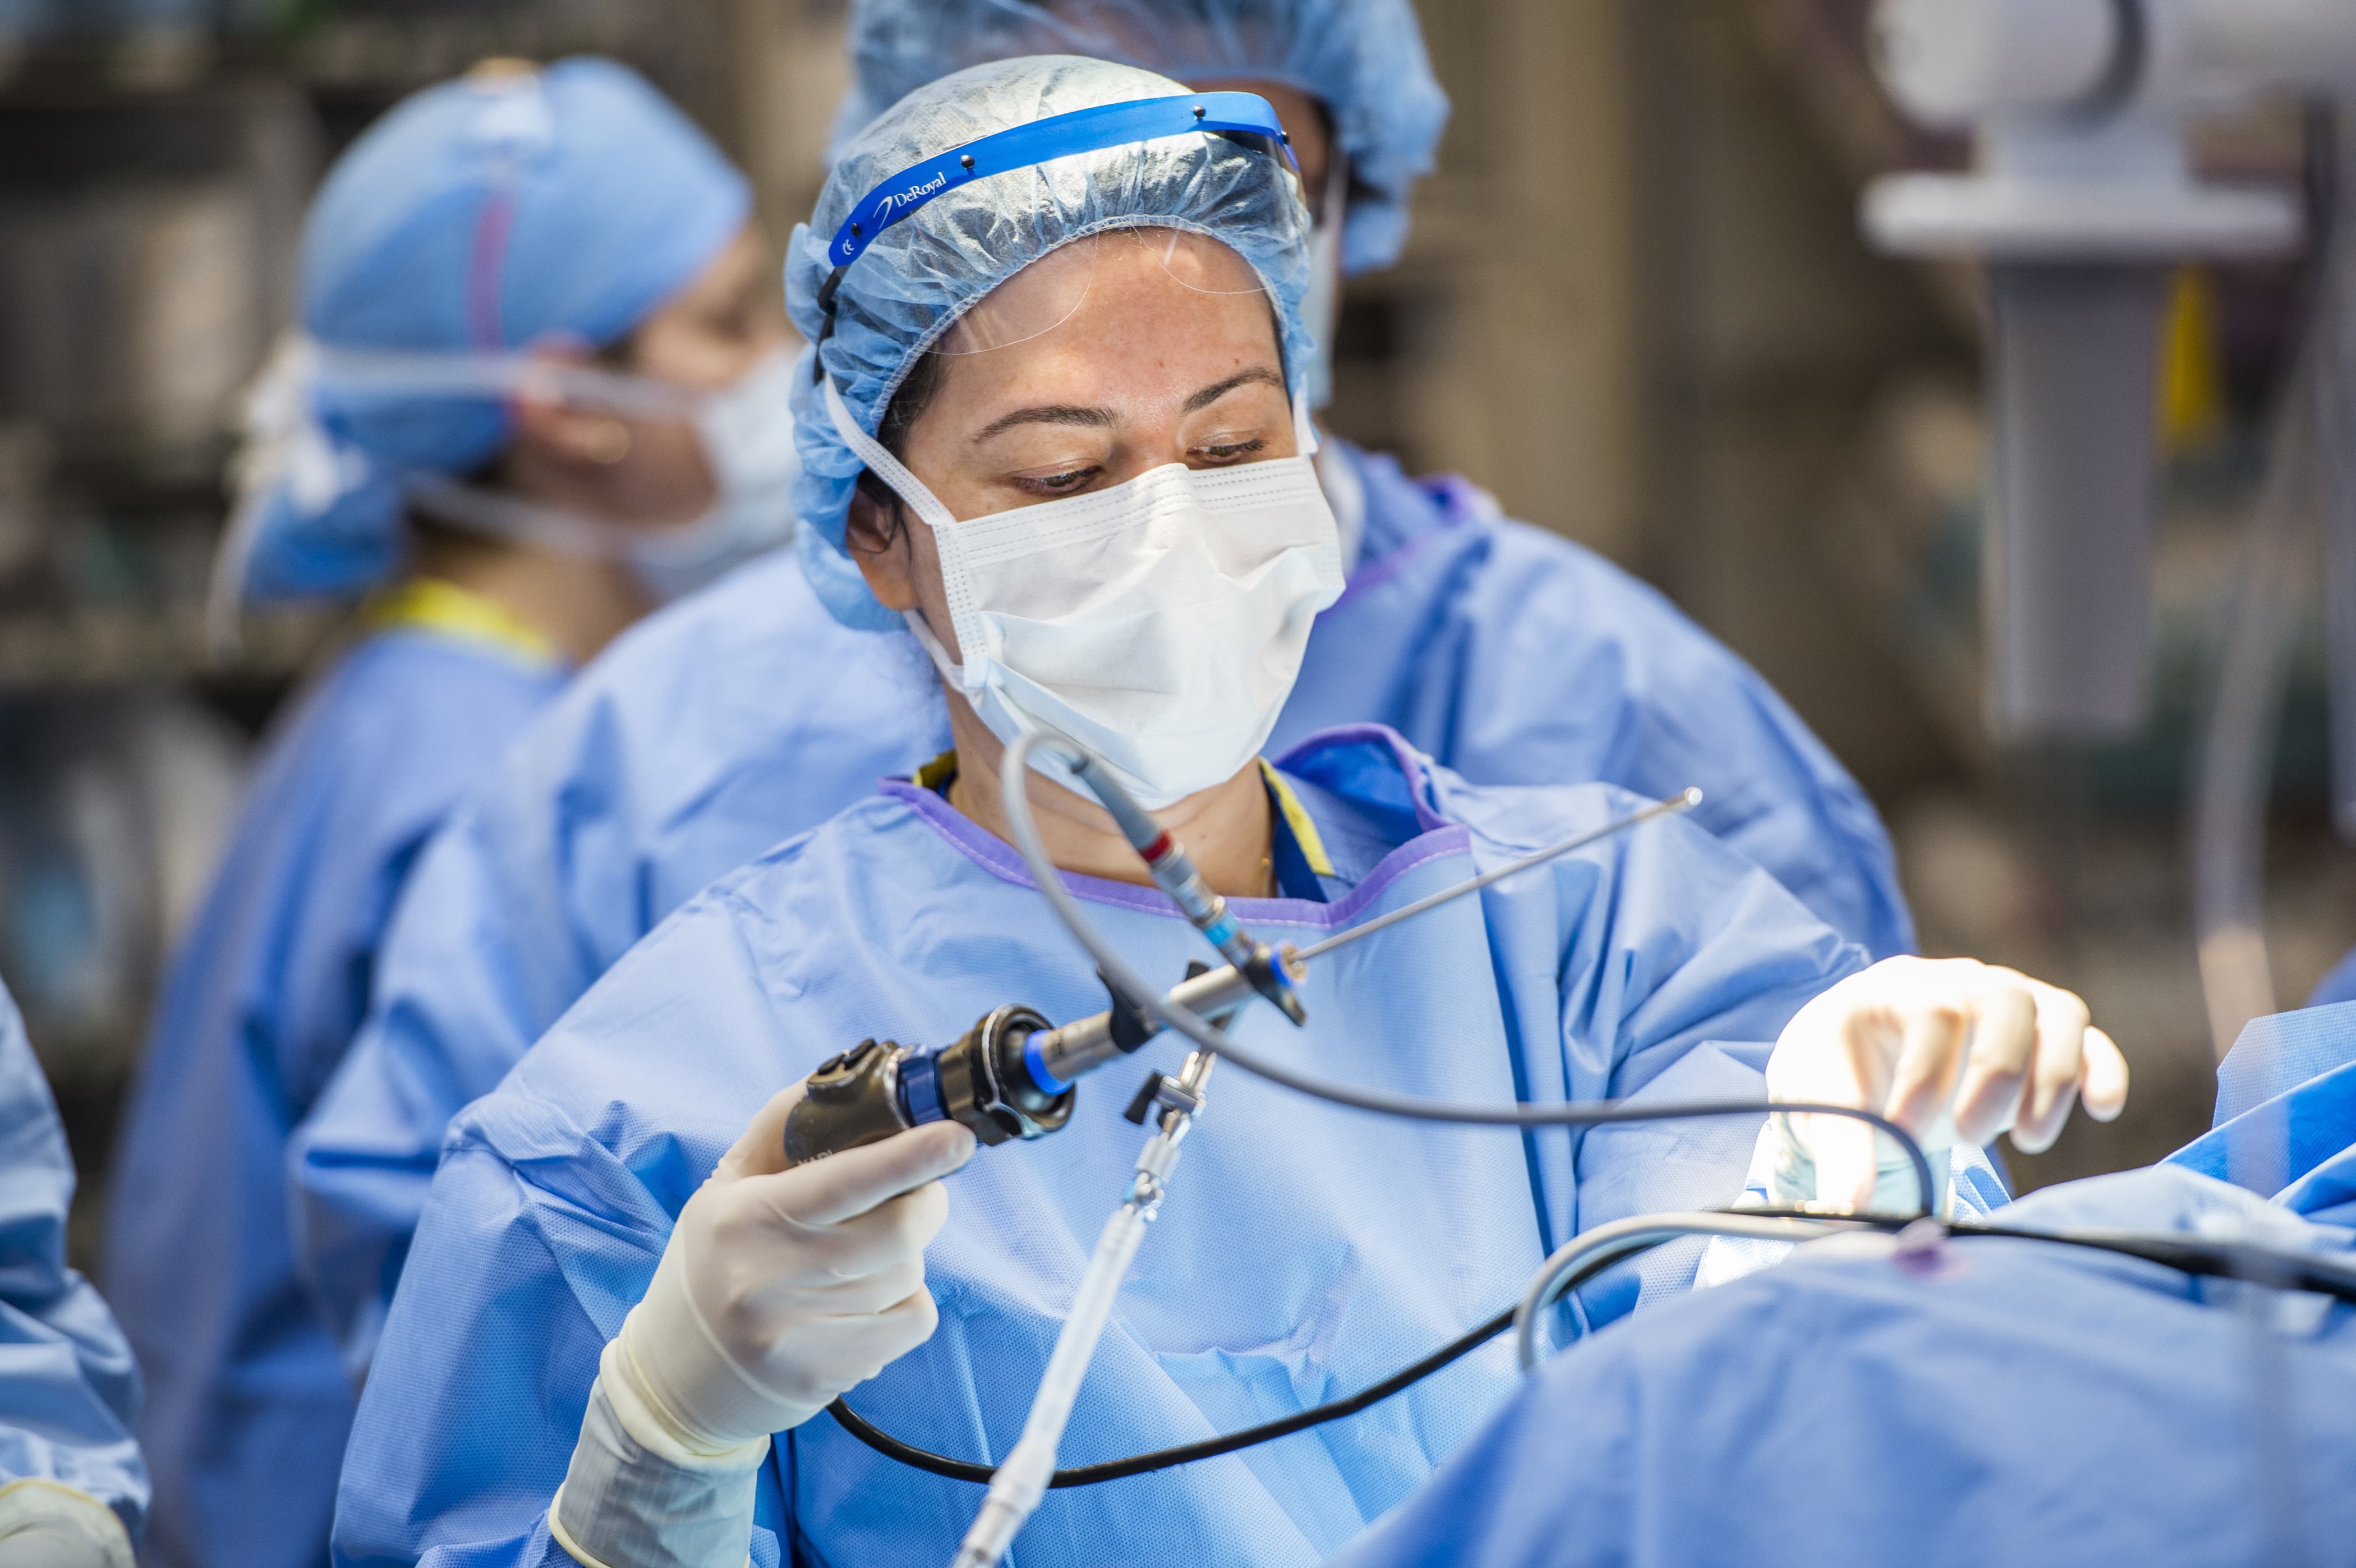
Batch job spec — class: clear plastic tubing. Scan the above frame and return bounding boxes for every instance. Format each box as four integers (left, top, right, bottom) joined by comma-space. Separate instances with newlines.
947, 1196, 1153, 1568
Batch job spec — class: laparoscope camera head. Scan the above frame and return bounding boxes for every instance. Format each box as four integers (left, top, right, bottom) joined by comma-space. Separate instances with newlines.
786, 1004, 1076, 1164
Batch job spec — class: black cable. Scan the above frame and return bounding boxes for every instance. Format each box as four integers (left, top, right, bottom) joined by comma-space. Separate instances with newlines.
1701, 1207, 2356, 1307
828, 1235, 1679, 1488
834, 1211, 2356, 1489
830, 1305, 1513, 1489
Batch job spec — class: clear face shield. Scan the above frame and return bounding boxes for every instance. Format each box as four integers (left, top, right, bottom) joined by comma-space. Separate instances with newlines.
923, 223, 1294, 360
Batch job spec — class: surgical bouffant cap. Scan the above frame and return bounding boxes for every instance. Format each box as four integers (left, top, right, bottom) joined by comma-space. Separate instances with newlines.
834, 0, 1447, 275
788, 54, 1316, 631
237, 58, 748, 601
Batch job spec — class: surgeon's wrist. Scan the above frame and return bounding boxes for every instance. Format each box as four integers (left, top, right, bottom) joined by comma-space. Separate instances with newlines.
1766, 1112, 1952, 1217
0, 1479, 137, 1568
552, 1340, 765, 1568
606, 1327, 772, 1469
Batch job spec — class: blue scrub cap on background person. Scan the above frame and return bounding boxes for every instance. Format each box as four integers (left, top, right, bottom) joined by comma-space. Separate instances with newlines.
832, 0, 1448, 275
788, 53, 1317, 632
239, 57, 750, 601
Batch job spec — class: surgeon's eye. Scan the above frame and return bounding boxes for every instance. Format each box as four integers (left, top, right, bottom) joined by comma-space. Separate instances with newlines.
1191, 436, 1268, 466
1014, 465, 1101, 498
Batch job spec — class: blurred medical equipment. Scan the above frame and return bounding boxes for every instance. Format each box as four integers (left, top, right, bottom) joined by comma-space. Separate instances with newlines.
0, 694, 244, 1072
1864, 0, 2356, 1054
1863, 0, 2349, 739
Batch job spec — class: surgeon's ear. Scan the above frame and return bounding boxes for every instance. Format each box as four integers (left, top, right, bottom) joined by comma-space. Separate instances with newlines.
508, 340, 639, 471
846, 479, 919, 613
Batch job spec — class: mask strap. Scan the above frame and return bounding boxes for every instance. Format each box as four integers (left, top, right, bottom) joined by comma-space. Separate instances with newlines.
206, 334, 376, 660
820, 371, 961, 534
901, 607, 986, 696
823, 373, 985, 687
1293, 387, 1319, 458
904, 605, 1086, 796
404, 475, 637, 560
310, 344, 706, 421
205, 474, 274, 663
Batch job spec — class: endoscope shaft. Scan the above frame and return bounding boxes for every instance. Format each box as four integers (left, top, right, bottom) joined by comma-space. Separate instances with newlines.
1294, 787, 1702, 962
1030, 952, 1297, 1085
1029, 788, 1699, 1087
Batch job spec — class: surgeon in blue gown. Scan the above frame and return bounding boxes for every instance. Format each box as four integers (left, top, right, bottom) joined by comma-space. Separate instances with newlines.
289, 0, 1913, 1392
330, 58, 2122, 1568
100, 58, 793, 1568
0, 979, 146, 1568
1331, 1001, 2356, 1568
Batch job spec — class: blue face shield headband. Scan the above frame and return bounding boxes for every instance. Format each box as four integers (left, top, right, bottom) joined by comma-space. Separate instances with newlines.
811, 90, 1301, 358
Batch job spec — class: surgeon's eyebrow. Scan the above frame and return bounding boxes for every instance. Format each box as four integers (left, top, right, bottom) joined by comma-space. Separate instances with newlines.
1182, 366, 1285, 412
969, 366, 1288, 444
971, 403, 1113, 443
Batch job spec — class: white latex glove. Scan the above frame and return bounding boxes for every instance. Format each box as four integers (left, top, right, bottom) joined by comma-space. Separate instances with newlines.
0, 1482, 136, 1568
1765, 956, 2129, 1211
616, 1080, 977, 1451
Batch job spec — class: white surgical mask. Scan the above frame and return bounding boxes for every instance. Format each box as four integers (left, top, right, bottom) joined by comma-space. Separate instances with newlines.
409, 345, 799, 604
618, 347, 800, 601
824, 373, 1344, 810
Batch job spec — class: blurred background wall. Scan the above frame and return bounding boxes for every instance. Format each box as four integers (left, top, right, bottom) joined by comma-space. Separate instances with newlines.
1, 0, 2348, 1267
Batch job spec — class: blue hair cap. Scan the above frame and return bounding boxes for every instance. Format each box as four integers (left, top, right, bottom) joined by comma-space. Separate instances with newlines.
786, 54, 1317, 632
834, 0, 1447, 275
243, 57, 750, 601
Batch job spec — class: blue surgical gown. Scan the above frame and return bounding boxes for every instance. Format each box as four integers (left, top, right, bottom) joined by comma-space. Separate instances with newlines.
331, 726, 1866, 1568
0, 978, 146, 1536
103, 599, 564, 1568
291, 439, 1911, 1373
1332, 1003, 2356, 1568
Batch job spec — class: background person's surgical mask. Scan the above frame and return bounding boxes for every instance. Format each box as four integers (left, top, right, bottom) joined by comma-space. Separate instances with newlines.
611, 346, 801, 601
210, 340, 800, 638
825, 374, 1343, 810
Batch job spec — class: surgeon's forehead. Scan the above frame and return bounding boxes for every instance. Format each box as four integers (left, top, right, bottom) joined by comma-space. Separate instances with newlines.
937, 233, 1285, 424
946, 227, 1264, 355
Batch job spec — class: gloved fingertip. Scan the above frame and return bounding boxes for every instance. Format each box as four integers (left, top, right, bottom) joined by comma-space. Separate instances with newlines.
2007, 1119, 2059, 1156
915, 1118, 978, 1171
2081, 1028, 2130, 1120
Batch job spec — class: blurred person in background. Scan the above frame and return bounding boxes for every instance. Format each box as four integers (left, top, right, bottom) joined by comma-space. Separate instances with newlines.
0, 976, 145, 1568
102, 56, 790, 1568
286, 0, 1917, 1408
